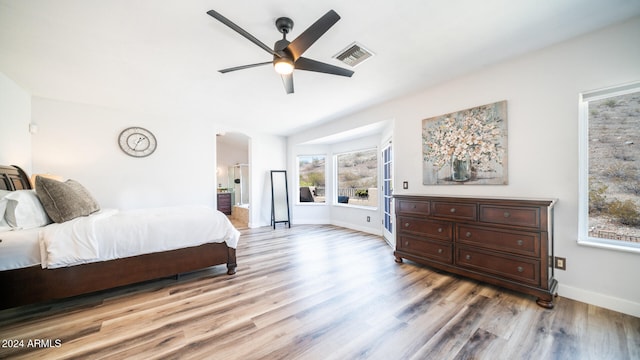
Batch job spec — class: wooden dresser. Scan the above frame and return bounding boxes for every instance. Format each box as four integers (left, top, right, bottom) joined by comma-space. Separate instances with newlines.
394, 195, 557, 308
217, 193, 232, 215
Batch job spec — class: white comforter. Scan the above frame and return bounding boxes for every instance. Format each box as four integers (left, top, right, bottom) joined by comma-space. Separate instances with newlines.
38, 206, 240, 269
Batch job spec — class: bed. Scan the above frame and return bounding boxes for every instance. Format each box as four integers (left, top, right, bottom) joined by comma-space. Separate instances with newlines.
0, 165, 239, 310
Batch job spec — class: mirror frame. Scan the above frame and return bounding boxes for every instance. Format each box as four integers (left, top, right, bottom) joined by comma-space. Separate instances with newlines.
270, 170, 291, 229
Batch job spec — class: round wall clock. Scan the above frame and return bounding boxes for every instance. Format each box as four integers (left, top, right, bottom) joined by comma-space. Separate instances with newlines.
118, 127, 157, 157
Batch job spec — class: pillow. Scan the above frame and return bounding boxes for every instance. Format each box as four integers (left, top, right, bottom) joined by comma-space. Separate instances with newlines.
35, 176, 100, 223
0, 190, 12, 231
4, 190, 52, 230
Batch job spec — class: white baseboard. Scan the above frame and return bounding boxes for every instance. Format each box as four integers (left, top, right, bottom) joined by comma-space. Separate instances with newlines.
559, 283, 640, 317
292, 219, 382, 236
330, 220, 382, 236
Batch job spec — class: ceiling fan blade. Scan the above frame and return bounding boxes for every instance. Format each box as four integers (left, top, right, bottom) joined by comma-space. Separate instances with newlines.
207, 10, 280, 58
295, 57, 354, 77
287, 10, 340, 61
281, 73, 294, 94
219, 61, 272, 74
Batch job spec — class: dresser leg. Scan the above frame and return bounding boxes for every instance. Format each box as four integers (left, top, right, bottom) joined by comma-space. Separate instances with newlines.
536, 297, 554, 309
394, 255, 403, 263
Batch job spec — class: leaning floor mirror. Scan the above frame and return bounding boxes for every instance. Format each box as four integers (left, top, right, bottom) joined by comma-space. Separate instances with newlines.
270, 170, 290, 229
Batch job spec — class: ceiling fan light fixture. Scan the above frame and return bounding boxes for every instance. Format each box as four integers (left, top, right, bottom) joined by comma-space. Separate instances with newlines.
274, 57, 294, 75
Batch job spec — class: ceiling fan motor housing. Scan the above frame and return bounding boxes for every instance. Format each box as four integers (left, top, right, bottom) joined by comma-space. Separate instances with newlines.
276, 17, 294, 35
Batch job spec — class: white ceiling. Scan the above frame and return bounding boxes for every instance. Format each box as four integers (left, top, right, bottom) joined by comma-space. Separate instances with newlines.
1, 1, 639, 136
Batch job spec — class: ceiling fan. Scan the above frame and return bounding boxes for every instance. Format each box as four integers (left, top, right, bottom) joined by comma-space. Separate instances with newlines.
206, 9, 354, 94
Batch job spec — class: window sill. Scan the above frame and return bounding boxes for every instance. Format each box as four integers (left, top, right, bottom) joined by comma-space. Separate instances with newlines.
578, 237, 640, 255
296, 202, 326, 206
333, 203, 378, 211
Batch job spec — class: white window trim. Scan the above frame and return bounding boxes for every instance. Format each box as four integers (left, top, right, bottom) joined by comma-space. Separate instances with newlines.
578, 81, 640, 254
333, 147, 379, 208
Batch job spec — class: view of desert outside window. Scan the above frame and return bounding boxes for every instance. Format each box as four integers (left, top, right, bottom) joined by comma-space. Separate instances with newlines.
588, 91, 640, 243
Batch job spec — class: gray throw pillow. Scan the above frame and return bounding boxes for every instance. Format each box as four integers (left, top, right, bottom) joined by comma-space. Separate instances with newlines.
35, 176, 100, 223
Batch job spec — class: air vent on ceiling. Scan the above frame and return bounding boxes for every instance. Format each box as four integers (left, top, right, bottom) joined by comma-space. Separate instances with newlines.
333, 42, 374, 67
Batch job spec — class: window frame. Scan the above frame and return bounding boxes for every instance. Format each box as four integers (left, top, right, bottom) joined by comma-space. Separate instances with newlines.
578, 81, 640, 254
296, 154, 327, 206
333, 147, 379, 209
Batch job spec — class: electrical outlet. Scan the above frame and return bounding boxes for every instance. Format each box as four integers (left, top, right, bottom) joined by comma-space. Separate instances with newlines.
555, 256, 566, 270
403, 181, 408, 189
366, 216, 371, 222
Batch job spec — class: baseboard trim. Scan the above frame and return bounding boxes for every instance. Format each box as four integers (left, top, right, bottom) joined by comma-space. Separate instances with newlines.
559, 283, 640, 317
330, 220, 382, 236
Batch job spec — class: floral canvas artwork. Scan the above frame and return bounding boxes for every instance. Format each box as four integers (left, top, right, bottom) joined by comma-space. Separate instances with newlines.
422, 101, 508, 185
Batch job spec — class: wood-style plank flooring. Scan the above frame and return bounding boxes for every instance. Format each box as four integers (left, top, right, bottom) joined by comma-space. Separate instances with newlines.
0, 225, 639, 359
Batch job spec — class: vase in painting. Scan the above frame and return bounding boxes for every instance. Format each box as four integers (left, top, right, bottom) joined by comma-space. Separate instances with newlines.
450, 153, 471, 182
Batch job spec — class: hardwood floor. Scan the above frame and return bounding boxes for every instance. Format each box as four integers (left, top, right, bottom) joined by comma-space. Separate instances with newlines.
0, 225, 638, 359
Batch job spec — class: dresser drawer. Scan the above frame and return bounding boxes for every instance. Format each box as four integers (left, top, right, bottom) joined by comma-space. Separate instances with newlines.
398, 217, 452, 241
457, 224, 540, 257
431, 201, 477, 221
456, 246, 540, 286
397, 200, 430, 216
398, 235, 452, 263
480, 205, 540, 229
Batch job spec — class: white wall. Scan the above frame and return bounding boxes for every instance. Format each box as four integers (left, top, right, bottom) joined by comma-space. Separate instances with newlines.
288, 17, 640, 316
30, 97, 217, 209
0, 72, 31, 172
29, 97, 286, 229
248, 133, 287, 228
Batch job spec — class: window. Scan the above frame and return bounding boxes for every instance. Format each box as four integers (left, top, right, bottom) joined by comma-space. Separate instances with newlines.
382, 143, 393, 234
579, 82, 640, 252
298, 155, 326, 203
335, 148, 378, 207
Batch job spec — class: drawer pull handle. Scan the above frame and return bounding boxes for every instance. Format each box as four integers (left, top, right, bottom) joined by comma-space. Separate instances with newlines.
412, 204, 417, 209
517, 266, 524, 273
437, 248, 443, 254
504, 211, 511, 218
405, 241, 409, 246
516, 239, 524, 246
438, 227, 443, 233
465, 254, 471, 260
404, 223, 410, 228
465, 232, 472, 238
450, 208, 456, 213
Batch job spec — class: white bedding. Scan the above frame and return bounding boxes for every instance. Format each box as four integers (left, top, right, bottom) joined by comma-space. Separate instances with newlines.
0, 206, 240, 270
0, 227, 41, 271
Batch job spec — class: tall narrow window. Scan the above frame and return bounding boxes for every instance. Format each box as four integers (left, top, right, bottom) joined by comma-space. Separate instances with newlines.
298, 155, 326, 204
382, 143, 393, 235
579, 82, 640, 252
335, 148, 378, 207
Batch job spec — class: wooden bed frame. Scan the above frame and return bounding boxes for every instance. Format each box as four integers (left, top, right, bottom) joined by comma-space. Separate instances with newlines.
0, 165, 237, 310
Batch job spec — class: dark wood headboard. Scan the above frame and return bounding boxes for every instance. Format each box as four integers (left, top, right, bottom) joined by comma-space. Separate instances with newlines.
0, 165, 32, 191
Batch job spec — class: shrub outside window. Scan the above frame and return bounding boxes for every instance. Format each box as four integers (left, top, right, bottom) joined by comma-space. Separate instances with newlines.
579, 82, 640, 252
